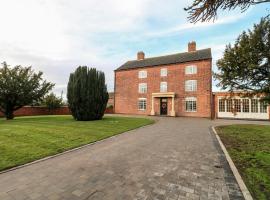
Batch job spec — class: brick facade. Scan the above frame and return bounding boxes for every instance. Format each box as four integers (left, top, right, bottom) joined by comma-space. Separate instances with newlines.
114, 44, 212, 118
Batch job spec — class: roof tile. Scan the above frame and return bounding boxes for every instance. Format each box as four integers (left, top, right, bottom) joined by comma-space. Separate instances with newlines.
116, 48, 211, 71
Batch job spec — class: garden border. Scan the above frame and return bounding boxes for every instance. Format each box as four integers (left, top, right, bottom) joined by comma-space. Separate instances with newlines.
212, 126, 253, 200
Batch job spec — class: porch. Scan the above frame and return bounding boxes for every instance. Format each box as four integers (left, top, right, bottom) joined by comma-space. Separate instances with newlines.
150, 92, 176, 117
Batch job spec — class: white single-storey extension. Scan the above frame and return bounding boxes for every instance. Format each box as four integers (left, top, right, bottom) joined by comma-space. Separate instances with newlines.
214, 92, 270, 120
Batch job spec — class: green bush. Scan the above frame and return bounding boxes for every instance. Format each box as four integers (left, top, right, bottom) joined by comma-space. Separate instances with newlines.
107, 105, 113, 109
42, 92, 63, 111
67, 66, 109, 121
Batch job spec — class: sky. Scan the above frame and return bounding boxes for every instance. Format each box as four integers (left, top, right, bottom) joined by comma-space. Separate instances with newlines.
0, 0, 269, 97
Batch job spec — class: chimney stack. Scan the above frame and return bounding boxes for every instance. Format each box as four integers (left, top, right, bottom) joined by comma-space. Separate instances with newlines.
188, 41, 196, 52
137, 51, 145, 60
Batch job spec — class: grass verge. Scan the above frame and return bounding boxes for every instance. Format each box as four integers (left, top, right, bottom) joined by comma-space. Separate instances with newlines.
216, 124, 270, 200
0, 115, 154, 171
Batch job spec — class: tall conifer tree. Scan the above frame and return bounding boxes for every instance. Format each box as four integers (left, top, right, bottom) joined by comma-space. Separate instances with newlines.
67, 66, 109, 121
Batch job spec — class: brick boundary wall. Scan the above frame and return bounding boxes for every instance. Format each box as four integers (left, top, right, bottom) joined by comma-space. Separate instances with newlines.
0, 106, 114, 117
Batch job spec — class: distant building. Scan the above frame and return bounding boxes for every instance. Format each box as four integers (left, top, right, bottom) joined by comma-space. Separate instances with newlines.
114, 42, 212, 118
113, 41, 269, 121
107, 92, 114, 107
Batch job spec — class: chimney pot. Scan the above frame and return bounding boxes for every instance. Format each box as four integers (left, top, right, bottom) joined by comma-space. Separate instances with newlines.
137, 51, 145, 60
188, 41, 196, 52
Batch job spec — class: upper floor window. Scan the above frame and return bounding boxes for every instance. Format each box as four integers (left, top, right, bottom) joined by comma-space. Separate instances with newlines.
160, 68, 167, 77
160, 82, 167, 92
138, 83, 147, 93
185, 65, 197, 75
185, 80, 197, 92
138, 70, 147, 78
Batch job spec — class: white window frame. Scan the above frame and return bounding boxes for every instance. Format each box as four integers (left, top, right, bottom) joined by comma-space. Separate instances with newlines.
160, 82, 167, 92
185, 65, 197, 75
260, 101, 268, 113
219, 99, 226, 112
251, 99, 258, 113
160, 68, 167, 77
138, 70, 147, 79
185, 97, 197, 112
217, 96, 269, 120
234, 99, 241, 112
226, 99, 233, 112
185, 80, 197, 92
138, 83, 147, 93
138, 98, 147, 110
242, 99, 250, 113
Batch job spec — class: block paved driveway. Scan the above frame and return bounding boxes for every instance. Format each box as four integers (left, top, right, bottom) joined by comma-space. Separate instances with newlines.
0, 117, 268, 200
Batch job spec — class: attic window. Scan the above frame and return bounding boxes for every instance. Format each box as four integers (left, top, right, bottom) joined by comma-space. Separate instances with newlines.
138, 70, 147, 78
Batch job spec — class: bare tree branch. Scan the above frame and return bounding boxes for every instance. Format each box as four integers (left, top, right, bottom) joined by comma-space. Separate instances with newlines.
185, 0, 270, 23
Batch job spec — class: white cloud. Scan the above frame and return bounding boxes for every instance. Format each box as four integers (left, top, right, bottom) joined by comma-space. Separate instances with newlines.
0, 0, 261, 96
144, 11, 250, 38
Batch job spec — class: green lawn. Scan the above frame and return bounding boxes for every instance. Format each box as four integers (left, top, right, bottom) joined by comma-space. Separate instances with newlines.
0, 115, 154, 171
216, 124, 270, 200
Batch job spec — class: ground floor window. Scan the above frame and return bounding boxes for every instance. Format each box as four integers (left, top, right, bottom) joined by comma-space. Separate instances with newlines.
242, 99, 249, 113
185, 97, 197, 112
227, 99, 233, 112
218, 99, 225, 112
218, 97, 268, 114
260, 101, 268, 113
138, 98, 146, 110
234, 99, 241, 112
251, 99, 258, 113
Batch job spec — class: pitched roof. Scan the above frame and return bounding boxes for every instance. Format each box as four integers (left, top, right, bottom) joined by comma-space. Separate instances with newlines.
116, 48, 211, 71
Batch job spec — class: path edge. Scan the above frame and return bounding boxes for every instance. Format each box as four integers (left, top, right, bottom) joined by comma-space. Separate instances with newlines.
211, 126, 253, 200
0, 120, 155, 175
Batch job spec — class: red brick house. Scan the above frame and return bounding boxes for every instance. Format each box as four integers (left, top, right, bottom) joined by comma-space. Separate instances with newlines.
114, 42, 213, 118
